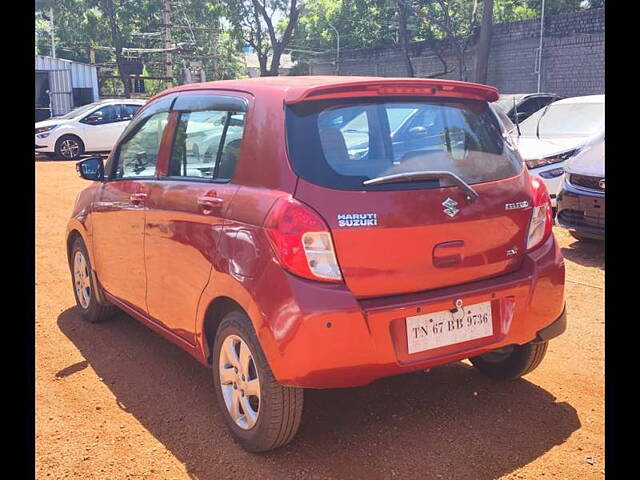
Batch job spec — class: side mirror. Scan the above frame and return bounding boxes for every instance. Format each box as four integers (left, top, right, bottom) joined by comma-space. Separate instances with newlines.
76, 157, 104, 181
85, 114, 102, 124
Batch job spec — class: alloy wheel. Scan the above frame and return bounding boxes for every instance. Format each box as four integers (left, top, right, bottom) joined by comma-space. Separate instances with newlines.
218, 334, 261, 430
73, 250, 91, 309
60, 139, 80, 159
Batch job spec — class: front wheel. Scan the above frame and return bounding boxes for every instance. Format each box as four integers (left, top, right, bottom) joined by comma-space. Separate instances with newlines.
55, 135, 85, 160
469, 341, 548, 380
212, 311, 304, 452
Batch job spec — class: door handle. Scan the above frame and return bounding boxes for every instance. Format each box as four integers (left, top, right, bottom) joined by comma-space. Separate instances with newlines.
130, 192, 147, 205
197, 195, 224, 214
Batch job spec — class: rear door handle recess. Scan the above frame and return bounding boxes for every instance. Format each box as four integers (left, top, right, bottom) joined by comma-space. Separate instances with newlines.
197, 195, 224, 214
433, 240, 465, 268
130, 192, 147, 205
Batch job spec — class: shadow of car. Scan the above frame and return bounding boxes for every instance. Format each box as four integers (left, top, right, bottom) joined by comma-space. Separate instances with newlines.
58, 306, 580, 479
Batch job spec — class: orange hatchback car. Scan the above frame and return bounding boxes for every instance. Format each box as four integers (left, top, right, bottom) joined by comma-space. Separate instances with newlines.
67, 77, 566, 452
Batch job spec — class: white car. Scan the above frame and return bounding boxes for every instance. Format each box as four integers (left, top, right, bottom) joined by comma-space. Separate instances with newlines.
512, 94, 604, 207
556, 131, 605, 240
35, 99, 146, 160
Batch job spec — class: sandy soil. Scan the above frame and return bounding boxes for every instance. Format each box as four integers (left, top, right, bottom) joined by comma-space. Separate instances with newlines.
36, 159, 604, 480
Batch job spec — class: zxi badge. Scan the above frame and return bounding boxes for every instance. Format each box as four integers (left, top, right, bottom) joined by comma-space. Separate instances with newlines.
442, 197, 459, 218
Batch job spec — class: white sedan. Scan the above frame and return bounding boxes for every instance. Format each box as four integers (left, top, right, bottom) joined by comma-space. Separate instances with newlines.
35, 99, 146, 160
513, 94, 604, 207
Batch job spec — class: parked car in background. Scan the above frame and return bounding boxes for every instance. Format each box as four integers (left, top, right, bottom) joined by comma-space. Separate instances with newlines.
35, 99, 146, 160
513, 94, 605, 207
494, 93, 564, 124
67, 77, 566, 452
556, 131, 604, 240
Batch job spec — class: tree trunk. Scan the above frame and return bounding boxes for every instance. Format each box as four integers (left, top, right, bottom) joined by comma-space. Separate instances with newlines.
473, 0, 494, 84
396, 1, 414, 77
266, 44, 284, 76
257, 51, 269, 77
103, 0, 131, 98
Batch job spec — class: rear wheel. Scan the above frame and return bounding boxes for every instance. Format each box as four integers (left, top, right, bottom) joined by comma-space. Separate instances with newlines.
212, 310, 304, 452
55, 135, 84, 160
469, 341, 548, 380
69, 237, 114, 323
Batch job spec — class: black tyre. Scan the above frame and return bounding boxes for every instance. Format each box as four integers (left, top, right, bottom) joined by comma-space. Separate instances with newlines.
212, 310, 304, 452
55, 135, 85, 160
469, 341, 548, 381
69, 237, 114, 323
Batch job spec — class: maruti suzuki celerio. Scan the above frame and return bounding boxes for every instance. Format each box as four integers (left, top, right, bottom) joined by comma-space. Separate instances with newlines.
67, 77, 566, 452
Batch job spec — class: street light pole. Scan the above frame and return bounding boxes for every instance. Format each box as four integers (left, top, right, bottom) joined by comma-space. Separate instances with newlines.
50, 8, 56, 58
328, 22, 340, 74
537, 0, 545, 93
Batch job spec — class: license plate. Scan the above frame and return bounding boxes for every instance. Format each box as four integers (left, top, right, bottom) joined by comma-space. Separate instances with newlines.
406, 301, 493, 354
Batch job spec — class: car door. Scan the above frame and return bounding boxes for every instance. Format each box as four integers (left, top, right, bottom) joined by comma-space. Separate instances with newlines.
143, 94, 247, 343
81, 104, 129, 151
90, 108, 171, 312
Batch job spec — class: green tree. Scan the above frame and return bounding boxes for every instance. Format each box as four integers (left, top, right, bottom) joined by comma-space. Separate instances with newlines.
224, 0, 304, 76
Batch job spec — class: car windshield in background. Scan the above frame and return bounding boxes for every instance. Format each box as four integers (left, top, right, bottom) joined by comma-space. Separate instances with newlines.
286, 98, 522, 191
57, 103, 102, 120
519, 102, 604, 138
494, 95, 521, 112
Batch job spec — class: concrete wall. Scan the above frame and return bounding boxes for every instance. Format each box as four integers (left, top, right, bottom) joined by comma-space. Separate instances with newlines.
310, 8, 604, 97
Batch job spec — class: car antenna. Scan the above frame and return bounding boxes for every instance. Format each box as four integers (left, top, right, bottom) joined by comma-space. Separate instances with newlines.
513, 98, 521, 137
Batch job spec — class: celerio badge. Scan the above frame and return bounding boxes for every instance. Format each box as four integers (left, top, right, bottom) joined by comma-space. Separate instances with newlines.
505, 201, 529, 210
337, 213, 377, 227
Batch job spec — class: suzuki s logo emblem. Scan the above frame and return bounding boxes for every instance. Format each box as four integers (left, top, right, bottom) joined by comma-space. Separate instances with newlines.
599, 178, 605, 190
442, 197, 459, 218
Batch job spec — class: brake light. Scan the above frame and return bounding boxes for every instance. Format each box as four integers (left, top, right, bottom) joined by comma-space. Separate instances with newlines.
264, 197, 342, 282
526, 175, 553, 251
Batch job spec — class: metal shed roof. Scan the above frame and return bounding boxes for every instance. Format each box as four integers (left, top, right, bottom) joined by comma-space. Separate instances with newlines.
35, 55, 99, 101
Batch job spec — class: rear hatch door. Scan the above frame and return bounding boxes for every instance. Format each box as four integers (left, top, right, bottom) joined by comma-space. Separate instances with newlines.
287, 95, 534, 299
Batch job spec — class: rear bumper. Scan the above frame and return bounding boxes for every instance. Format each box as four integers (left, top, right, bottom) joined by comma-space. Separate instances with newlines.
556, 183, 604, 239
533, 306, 566, 343
256, 232, 566, 389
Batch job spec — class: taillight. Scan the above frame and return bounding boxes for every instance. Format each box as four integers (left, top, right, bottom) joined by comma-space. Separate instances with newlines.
264, 197, 343, 282
526, 175, 553, 251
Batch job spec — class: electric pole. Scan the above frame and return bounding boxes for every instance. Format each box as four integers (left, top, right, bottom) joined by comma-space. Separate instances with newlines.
163, 0, 173, 88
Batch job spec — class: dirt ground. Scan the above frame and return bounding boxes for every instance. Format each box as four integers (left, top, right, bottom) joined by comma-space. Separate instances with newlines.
36, 159, 604, 480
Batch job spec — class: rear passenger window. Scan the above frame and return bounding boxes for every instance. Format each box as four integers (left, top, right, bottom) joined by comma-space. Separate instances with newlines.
112, 112, 169, 179
168, 110, 245, 181
123, 104, 142, 120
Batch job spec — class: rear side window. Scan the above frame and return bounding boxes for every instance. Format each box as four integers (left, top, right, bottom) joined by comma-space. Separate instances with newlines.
86, 105, 122, 124
168, 110, 246, 181
123, 104, 142, 120
286, 98, 522, 191
112, 112, 169, 179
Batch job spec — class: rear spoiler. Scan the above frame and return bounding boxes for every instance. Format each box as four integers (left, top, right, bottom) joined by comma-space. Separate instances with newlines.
284, 79, 499, 104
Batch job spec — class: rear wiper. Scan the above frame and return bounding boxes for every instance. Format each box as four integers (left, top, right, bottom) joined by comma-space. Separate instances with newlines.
363, 170, 479, 202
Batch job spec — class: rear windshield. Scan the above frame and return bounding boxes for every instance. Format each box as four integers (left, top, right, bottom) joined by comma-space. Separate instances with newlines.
286, 97, 522, 191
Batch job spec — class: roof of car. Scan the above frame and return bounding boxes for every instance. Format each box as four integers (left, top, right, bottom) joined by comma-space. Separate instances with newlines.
153, 75, 500, 103
553, 94, 604, 104
97, 98, 146, 104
